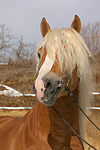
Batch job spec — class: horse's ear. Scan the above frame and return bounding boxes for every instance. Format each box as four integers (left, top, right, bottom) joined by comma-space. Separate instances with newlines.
71, 15, 81, 33
40, 18, 51, 37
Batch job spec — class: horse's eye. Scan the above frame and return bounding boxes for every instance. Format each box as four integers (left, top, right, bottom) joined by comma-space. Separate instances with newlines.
37, 52, 41, 59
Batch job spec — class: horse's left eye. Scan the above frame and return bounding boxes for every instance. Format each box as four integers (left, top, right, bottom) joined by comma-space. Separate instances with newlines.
37, 52, 41, 59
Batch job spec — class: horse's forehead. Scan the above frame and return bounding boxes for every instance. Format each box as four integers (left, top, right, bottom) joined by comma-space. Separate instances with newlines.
39, 54, 54, 77
36, 46, 55, 77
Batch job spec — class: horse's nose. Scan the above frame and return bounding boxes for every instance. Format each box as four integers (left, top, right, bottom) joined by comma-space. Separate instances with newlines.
33, 73, 60, 102
33, 79, 55, 97
33, 78, 46, 100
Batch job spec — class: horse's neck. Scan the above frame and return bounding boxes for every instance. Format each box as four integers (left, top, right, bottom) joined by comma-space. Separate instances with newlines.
32, 102, 50, 138
48, 87, 79, 149
9, 103, 51, 150
22, 102, 50, 142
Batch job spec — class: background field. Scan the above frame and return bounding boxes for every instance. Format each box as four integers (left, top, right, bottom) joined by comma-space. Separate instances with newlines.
0, 52, 100, 107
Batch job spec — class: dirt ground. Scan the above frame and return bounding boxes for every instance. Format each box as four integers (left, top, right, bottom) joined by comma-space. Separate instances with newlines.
0, 52, 100, 150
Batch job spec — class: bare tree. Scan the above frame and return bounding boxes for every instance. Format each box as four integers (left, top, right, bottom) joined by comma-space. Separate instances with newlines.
13, 35, 36, 61
81, 21, 100, 54
0, 24, 15, 51
0, 24, 36, 64
0, 24, 16, 62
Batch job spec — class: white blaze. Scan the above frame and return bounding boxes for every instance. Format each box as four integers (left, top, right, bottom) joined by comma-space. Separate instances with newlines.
35, 55, 54, 100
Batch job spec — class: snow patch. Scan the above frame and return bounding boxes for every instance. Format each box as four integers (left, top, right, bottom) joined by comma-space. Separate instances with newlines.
86, 107, 100, 110
0, 107, 32, 110
92, 92, 100, 95
0, 84, 35, 97
0, 62, 8, 65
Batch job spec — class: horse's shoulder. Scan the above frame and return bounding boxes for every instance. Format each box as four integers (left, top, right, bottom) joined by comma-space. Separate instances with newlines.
0, 116, 20, 127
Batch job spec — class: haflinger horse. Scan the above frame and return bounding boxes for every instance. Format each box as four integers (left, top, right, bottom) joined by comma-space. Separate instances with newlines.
0, 15, 93, 150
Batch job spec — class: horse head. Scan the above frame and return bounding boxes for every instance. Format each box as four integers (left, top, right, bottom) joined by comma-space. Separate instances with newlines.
33, 15, 92, 108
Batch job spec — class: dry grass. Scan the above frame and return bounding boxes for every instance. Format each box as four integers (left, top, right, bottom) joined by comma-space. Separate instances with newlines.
0, 109, 29, 117
91, 52, 100, 91
0, 64, 35, 94
0, 95, 37, 107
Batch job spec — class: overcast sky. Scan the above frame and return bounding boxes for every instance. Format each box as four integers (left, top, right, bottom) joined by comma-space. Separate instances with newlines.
0, 0, 100, 45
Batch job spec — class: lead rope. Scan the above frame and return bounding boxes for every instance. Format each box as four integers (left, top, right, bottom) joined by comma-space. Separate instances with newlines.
65, 86, 100, 132
51, 105, 97, 150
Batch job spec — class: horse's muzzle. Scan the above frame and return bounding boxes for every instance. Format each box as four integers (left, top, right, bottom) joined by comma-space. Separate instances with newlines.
33, 74, 61, 106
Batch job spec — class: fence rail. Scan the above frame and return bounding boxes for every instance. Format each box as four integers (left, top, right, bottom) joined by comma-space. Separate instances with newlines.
0, 107, 32, 110
0, 107, 100, 110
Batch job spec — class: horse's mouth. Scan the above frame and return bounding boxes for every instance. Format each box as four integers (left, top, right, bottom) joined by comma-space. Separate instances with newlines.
40, 87, 61, 106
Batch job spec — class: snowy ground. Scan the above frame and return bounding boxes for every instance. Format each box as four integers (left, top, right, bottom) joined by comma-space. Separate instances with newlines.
0, 84, 35, 97
0, 62, 8, 65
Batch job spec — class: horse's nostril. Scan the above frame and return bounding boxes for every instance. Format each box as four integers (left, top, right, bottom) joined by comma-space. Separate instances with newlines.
45, 81, 51, 89
41, 88, 43, 91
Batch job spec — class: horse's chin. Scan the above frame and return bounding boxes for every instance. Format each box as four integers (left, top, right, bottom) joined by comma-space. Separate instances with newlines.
42, 98, 56, 106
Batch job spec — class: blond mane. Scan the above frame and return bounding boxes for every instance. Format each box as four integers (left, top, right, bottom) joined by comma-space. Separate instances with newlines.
36, 28, 94, 142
